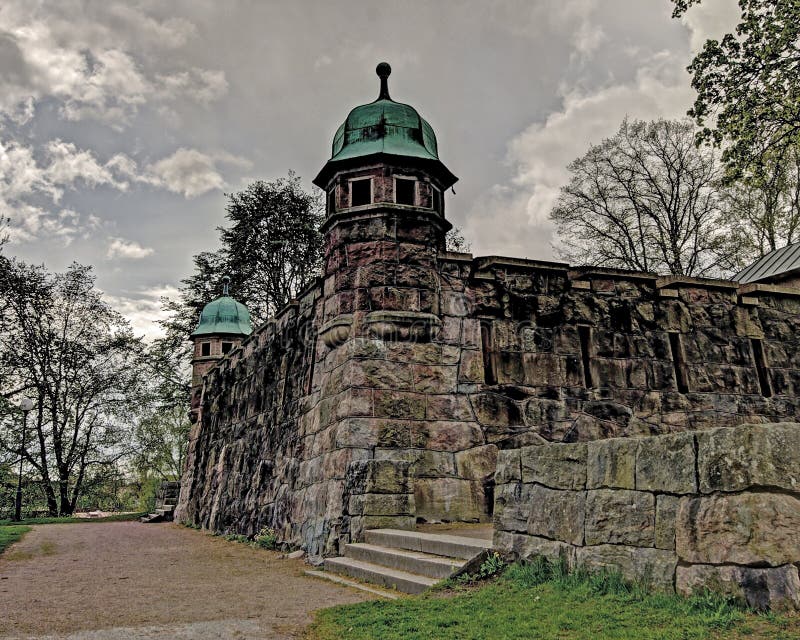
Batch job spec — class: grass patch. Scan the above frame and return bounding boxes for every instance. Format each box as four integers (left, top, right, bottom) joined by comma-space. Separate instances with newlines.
0, 512, 146, 526
306, 557, 798, 640
0, 525, 31, 555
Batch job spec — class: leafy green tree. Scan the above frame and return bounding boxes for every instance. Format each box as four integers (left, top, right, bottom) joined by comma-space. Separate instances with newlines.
0, 261, 147, 516
161, 173, 323, 354
722, 145, 800, 269
550, 118, 737, 276
673, 0, 800, 179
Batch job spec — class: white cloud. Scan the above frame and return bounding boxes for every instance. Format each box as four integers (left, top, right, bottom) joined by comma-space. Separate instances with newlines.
679, 0, 740, 52
145, 148, 251, 198
0, 135, 137, 243
106, 237, 154, 260
0, 1, 226, 128
465, 50, 695, 259
104, 285, 180, 340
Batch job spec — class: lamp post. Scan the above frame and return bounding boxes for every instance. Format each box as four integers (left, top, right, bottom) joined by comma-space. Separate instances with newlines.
13, 397, 35, 522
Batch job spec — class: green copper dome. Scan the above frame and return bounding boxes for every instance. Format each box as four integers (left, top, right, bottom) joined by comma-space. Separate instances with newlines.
190, 291, 252, 338
314, 63, 457, 188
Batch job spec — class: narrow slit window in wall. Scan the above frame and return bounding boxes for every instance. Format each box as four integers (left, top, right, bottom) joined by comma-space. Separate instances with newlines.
578, 325, 593, 388
668, 332, 689, 393
201, 342, 211, 357
350, 178, 371, 206
750, 338, 772, 398
481, 323, 496, 385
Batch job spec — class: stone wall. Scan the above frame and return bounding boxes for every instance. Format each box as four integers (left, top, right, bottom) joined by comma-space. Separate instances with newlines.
468, 262, 800, 445
176, 246, 800, 561
493, 422, 800, 610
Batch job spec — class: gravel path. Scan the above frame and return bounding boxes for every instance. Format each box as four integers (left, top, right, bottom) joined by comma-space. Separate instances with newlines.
0, 522, 372, 639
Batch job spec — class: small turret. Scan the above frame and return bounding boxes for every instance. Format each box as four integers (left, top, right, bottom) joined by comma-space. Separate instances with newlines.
189, 277, 252, 422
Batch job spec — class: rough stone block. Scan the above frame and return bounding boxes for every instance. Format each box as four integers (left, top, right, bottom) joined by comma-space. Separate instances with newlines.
494, 448, 522, 485
587, 438, 637, 489
458, 349, 485, 384
635, 432, 697, 494
413, 364, 458, 394
494, 531, 576, 566
493, 482, 535, 533
410, 420, 484, 451
347, 459, 411, 495
526, 485, 586, 546
373, 390, 426, 420
655, 494, 679, 551
470, 392, 523, 428
455, 445, 498, 480
374, 447, 456, 477
697, 423, 800, 494
521, 442, 587, 490
426, 394, 474, 421
414, 478, 485, 523
361, 493, 414, 516
585, 489, 655, 547
676, 493, 800, 566
676, 564, 800, 612
335, 418, 394, 448
575, 545, 677, 592
349, 359, 414, 390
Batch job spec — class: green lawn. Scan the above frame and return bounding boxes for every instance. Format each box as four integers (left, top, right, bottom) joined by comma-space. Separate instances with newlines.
0, 512, 146, 527
307, 561, 799, 640
0, 525, 31, 555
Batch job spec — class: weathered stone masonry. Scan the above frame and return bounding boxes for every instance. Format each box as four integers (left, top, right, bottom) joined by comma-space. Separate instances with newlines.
493, 422, 800, 610
175, 64, 800, 600
176, 251, 800, 559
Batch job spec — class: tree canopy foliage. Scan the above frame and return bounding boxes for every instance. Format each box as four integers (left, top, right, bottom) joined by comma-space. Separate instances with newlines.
160, 173, 324, 355
673, 0, 800, 180
0, 262, 147, 515
550, 118, 735, 276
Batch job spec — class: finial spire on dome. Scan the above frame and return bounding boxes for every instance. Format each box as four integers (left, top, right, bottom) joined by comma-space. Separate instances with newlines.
376, 62, 391, 100
222, 275, 230, 296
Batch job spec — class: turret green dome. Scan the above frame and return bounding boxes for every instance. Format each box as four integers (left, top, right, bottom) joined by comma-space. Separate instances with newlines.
314, 63, 457, 189
190, 294, 252, 338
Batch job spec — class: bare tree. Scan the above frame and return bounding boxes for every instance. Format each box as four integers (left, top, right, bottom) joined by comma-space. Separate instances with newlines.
550, 118, 737, 276
0, 261, 146, 516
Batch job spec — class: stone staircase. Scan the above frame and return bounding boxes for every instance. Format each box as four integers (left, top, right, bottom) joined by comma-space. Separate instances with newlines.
140, 481, 180, 523
139, 503, 175, 523
312, 528, 493, 595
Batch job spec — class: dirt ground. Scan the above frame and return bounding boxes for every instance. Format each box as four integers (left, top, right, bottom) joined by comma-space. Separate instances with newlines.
0, 522, 372, 639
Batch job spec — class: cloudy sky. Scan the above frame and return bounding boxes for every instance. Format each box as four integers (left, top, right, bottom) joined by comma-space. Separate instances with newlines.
0, 0, 739, 338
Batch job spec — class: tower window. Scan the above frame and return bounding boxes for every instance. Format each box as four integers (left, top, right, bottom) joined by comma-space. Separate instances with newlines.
201, 342, 211, 357
395, 177, 416, 206
327, 188, 336, 214
350, 178, 371, 207
221, 342, 233, 354
432, 187, 442, 213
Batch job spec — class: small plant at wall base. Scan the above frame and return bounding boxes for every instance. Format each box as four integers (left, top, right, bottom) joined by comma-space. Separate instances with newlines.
442, 552, 508, 588
254, 526, 278, 550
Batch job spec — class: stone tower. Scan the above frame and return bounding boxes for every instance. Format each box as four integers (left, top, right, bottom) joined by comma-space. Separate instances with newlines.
188, 277, 252, 423
312, 62, 458, 340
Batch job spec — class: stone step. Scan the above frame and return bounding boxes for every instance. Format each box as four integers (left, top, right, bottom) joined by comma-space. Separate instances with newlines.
344, 543, 464, 580
364, 529, 492, 560
139, 513, 163, 524
324, 557, 438, 595
304, 570, 400, 599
